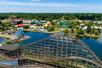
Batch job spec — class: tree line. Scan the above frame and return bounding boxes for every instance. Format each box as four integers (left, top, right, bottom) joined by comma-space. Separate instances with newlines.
0, 13, 102, 20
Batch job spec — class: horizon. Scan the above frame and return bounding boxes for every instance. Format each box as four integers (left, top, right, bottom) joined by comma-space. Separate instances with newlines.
0, 12, 102, 14
0, 0, 102, 13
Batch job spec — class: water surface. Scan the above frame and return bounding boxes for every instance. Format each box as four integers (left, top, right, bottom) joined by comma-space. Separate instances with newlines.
17, 32, 49, 46
16, 30, 102, 61
0, 37, 6, 44
82, 30, 102, 60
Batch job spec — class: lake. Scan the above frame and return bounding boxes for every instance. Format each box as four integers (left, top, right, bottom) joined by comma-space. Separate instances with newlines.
81, 30, 102, 60
16, 30, 102, 61
17, 32, 49, 46
0, 37, 6, 44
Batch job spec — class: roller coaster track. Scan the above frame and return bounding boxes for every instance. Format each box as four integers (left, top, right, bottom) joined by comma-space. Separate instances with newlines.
22, 34, 102, 68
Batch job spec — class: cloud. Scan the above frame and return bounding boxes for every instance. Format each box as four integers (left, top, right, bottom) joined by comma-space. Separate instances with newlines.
0, 2, 91, 7
0, 2, 102, 13
31, 0, 40, 2
0, 2, 73, 7
0, 1, 101, 8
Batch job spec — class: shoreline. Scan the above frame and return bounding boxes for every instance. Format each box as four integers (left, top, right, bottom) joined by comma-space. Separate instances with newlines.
0, 35, 30, 46
0, 34, 16, 40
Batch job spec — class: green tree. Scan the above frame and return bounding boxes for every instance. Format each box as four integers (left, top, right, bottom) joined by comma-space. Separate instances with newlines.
63, 28, 69, 34
46, 26, 54, 32
95, 30, 100, 35
76, 29, 84, 34
86, 26, 92, 34
23, 25, 29, 29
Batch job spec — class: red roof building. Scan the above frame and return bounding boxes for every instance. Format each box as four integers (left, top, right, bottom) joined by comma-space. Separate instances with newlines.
16, 24, 24, 27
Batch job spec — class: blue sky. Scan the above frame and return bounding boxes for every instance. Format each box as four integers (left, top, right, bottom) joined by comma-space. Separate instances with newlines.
0, 0, 102, 13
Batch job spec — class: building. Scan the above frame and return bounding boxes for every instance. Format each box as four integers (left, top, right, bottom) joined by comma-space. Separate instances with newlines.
57, 20, 71, 28
15, 24, 24, 28
11, 19, 32, 25
11, 19, 22, 25
22, 34, 102, 68
94, 21, 102, 29
22, 20, 32, 24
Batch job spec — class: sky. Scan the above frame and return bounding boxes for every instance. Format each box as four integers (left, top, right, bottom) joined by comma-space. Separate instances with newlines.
0, 0, 102, 13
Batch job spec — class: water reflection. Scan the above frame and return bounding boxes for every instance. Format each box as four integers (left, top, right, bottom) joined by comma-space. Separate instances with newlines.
82, 30, 102, 60
0, 37, 6, 43
97, 30, 102, 43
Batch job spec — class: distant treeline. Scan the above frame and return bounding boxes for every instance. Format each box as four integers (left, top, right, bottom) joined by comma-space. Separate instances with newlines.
0, 13, 102, 20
